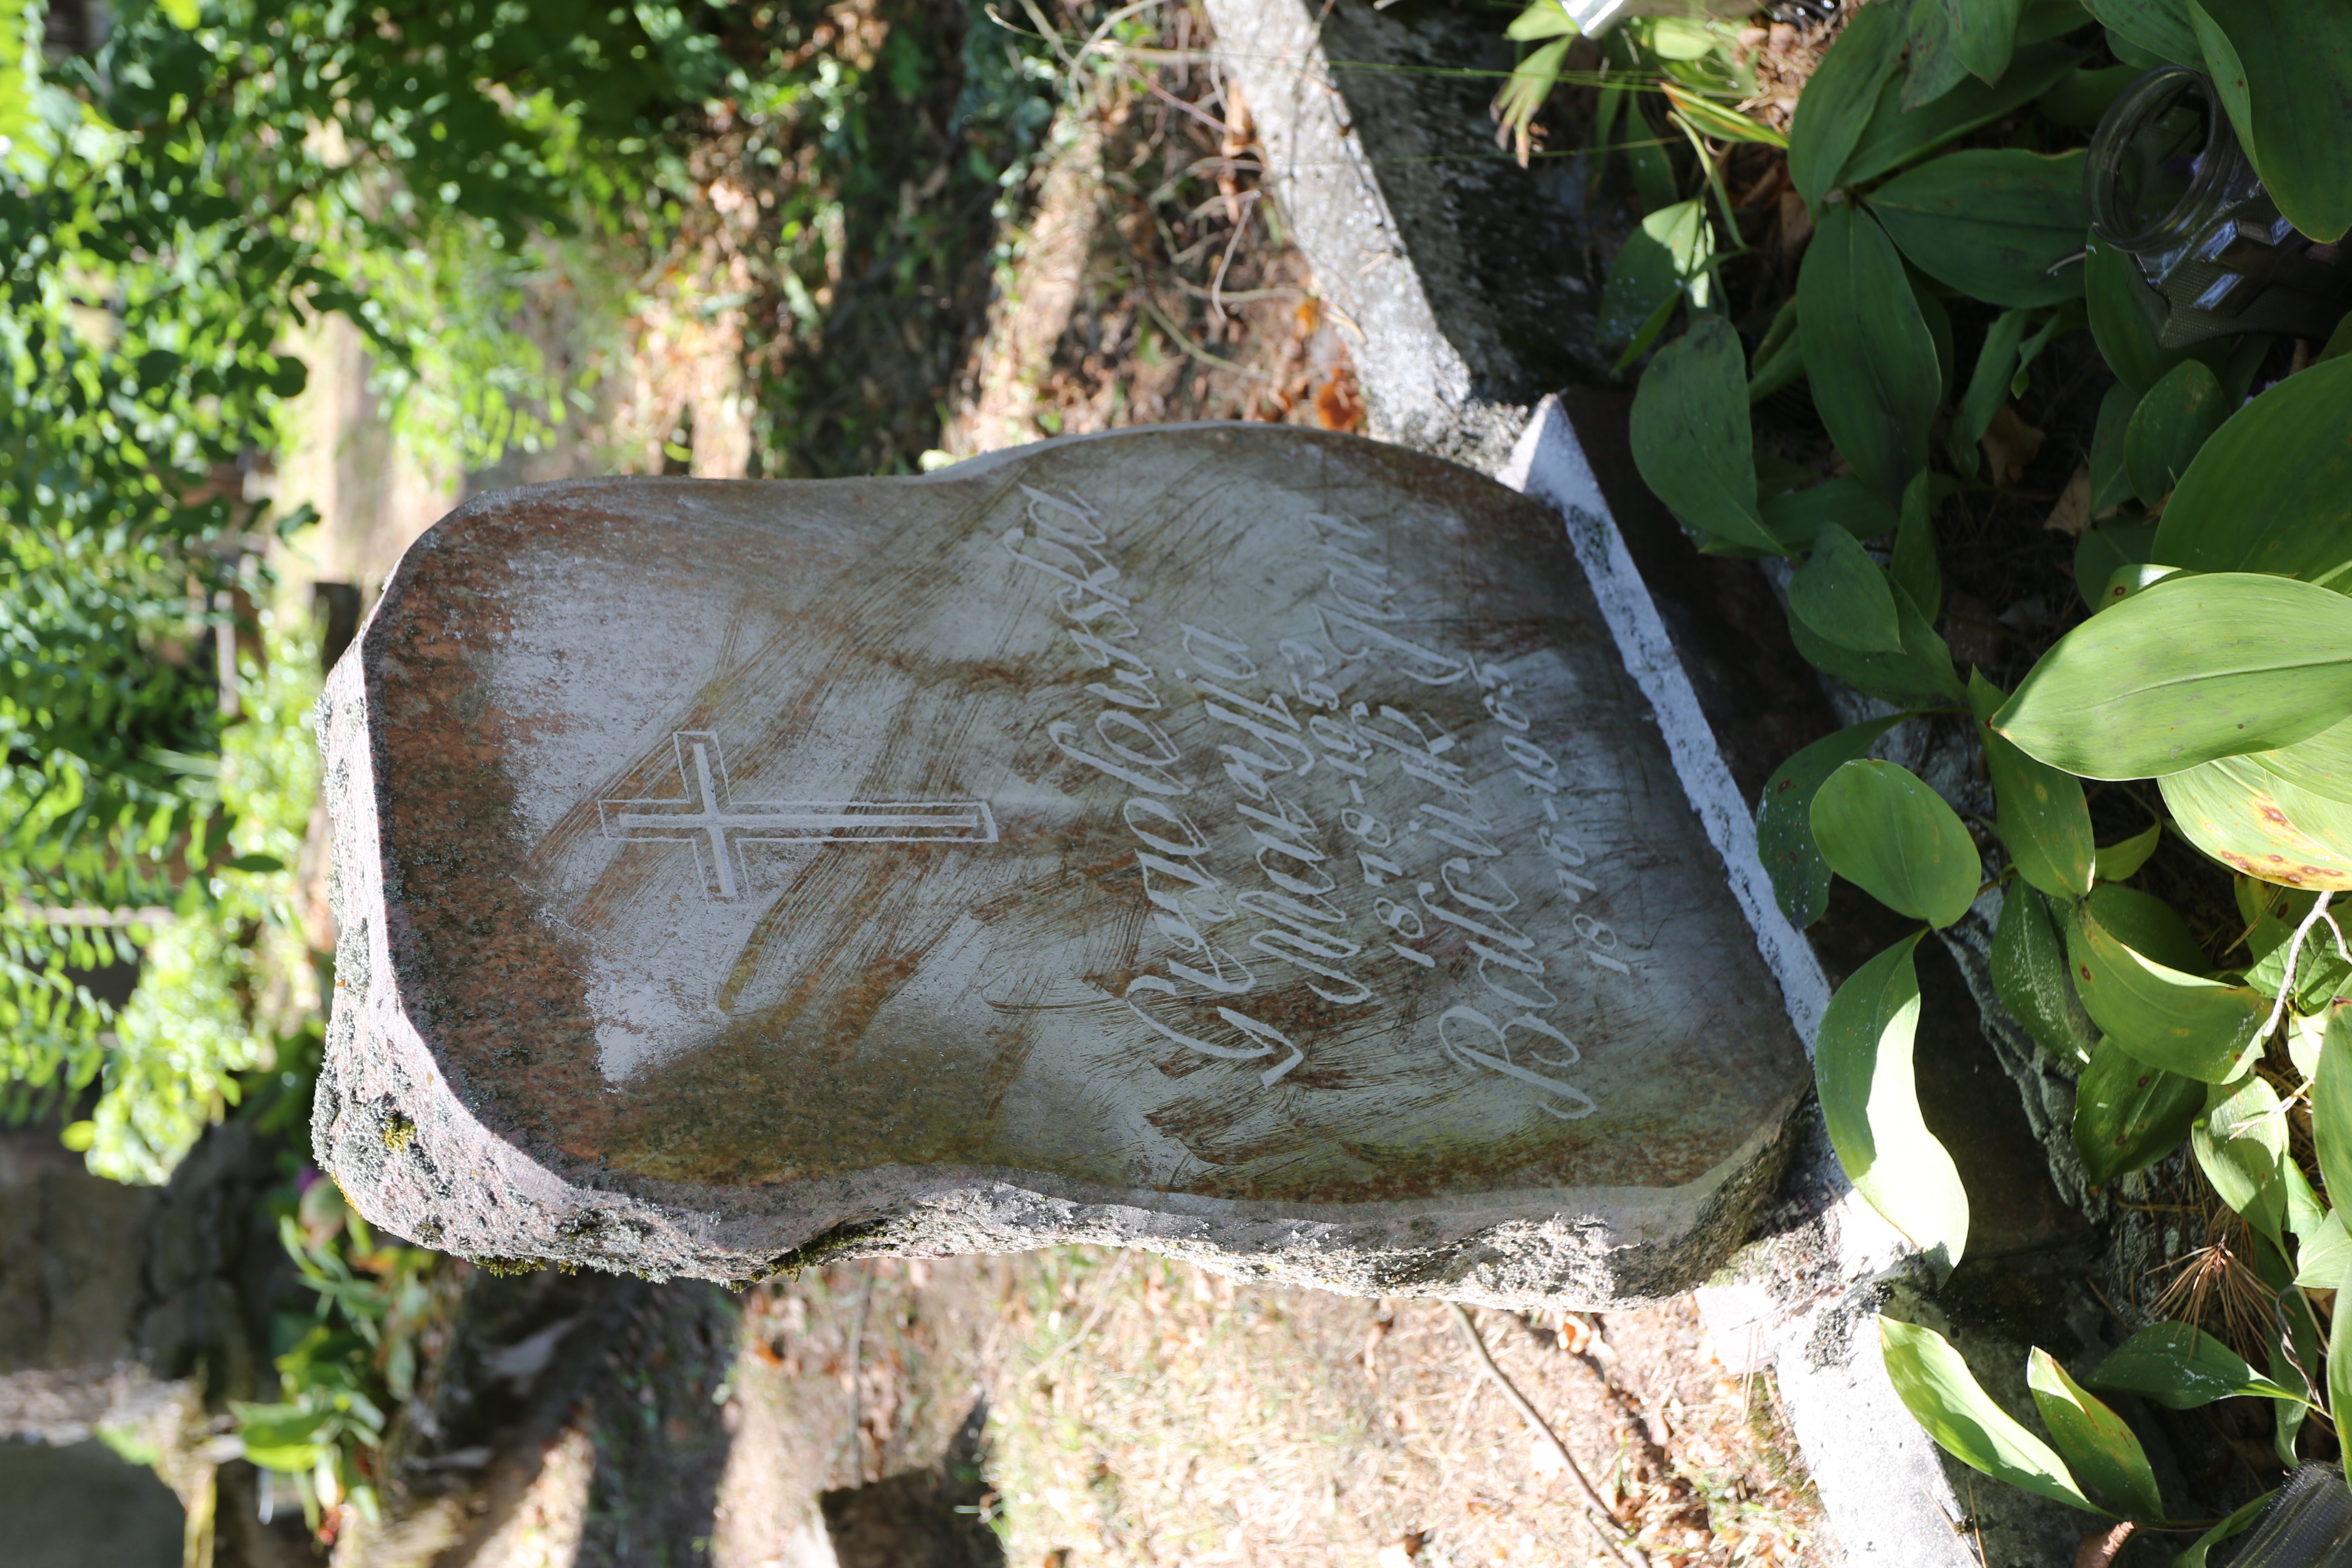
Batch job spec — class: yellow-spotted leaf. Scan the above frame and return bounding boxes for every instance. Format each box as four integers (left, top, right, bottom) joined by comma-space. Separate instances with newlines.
2027, 1350, 2164, 1520
1879, 1319, 2100, 1513
2062, 900, 2269, 1081
2159, 719, 2352, 891
2073, 1037, 2204, 1185
1819, 935, 1969, 1270
1991, 572, 2352, 779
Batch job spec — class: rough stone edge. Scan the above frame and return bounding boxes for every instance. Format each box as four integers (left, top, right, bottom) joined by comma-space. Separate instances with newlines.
310, 452, 1799, 1308
1200, 0, 1530, 473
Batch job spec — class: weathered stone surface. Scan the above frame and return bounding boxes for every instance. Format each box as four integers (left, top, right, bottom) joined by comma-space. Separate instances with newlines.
317, 424, 1807, 1302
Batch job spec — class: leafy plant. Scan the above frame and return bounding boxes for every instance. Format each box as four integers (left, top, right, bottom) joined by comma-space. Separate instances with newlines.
1607, 0, 2352, 1523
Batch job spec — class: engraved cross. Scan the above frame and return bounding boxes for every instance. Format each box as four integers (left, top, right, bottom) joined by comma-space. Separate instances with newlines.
599, 731, 997, 901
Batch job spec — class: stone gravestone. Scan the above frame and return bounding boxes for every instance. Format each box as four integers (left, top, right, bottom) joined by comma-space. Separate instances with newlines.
315, 424, 1807, 1304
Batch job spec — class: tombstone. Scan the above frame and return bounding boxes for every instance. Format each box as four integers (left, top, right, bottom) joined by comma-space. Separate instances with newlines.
314, 424, 1808, 1305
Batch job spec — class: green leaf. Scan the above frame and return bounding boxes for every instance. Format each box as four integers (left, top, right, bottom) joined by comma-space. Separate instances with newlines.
2087, 884, 2211, 973
2063, 899, 2270, 1081
2124, 361, 2227, 508
2174, 1492, 2277, 1568
1601, 199, 1713, 348
2159, 720, 2352, 891
1759, 475, 1894, 552
1892, 472, 1941, 617
1757, 716, 1907, 928
2095, 824, 2162, 882
1787, 0, 1908, 206
1970, 673, 2095, 899
2087, 384, 2139, 519
1869, 151, 2088, 308
158, 0, 202, 26
1903, 0, 1979, 109
1992, 573, 2352, 779
1630, 314, 1785, 555
2294, 1207, 2352, 1289
2152, 356, 2352, 580
2312, 1003, 2352, 1219
1790, 523, 1905, 653
1910, 272, 1958, 408
2086, 238, 2190, 395
2038, 61, 2144, 127
1748, 298, 1805, 403
1812, 760, 1983, 927
1953, 308, 2034, 468
2085, 1322, 2303, 1408
2191, 0, 2352, 243
2073, 518, 2156, 612
1878, 1319, 2098, 1511
1841, 41, 2082, 187
1786, 576, 1966, 709
2027, 1349, 2164, 1519
1997, 884, 2100, 1065
2083, 0, 2200, 62
1797, 203, 1941, 504
2191, 1073, 2287, 1243
2073, 1036, 2205, 1184
1506, 0, 1578, 39
1820, 936, 1969, 1265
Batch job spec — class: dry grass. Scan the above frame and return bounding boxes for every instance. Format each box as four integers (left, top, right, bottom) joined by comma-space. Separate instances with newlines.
722, 1251, 1824, 1568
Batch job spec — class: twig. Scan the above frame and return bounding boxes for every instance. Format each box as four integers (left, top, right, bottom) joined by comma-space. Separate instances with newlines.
1448, 1303, 1650, 1568
828, 1264, 876, 1483
2259, 891, 2337, 1045
1208, 190, 1260, 322
1136, 293, 1272, 379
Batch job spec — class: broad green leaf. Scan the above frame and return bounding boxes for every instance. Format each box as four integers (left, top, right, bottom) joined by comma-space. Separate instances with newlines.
1892, 472, 1941, 617
2313, 1003, 2352, 1216
1996, 884, 2100, 1064
2322, 310, 2352, 366
2027, 1350, 2165, 1520
2095, 823, 2161, 882
2160, 741, 2352, 893
2074, 1037, 2204, 1184
2191, 0, 2352, 243
1787, 0, 1907, 206
1841, 41, 2081, 187
2124, 360, 2227, 508
2191, 1074, 2287, 1242
2085, 1322, 2302, 1408
2174, 1492, 2277, 1568
2294, 1208, 2352, 1289
1601, 199, 1712, 348
2083, 0, 2200, 62
1757, 716, 1907, 928
1878, 1319, 2097, 1511
2087, 384, 2138, 518
1869, 151, 2088, 308
1630, 314, 1784, 555
2064, 900, 2269, 1081
1787, 562, 1965, 709
1903, 0, 1980, 109
1797, 203, 1941, 504
2073, 519, 2156, 612
1970, 673, 2094, 899
1992, 573, 2352, 779
158, 0, 202, 26
1813, 760, 1982, 927
1759, 475, 1893, 551
2086, 884, 2210, 973
1791, 523, 1904, 653
1910, 273, 1957, 407
2152, 356, 2352, 581
2037, 61, 2143, 128
1820, 937, 1969, 1267
1954, 0, 2025, 83
1953, 308, 2033, 468
2086, 239, 2189, 395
